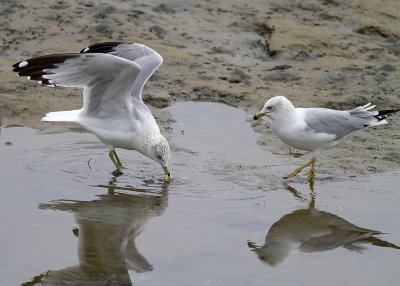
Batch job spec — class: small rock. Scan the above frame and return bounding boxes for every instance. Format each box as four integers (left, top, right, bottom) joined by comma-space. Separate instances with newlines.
230, 69, 251, 83
267, 65, 292, 71
327, 73, 346, 83
150, 25, 168, 39
152, 3, 180, 14
386, 35, 398, 43
210, 46, 234, 55
292, 51, 312, 61
95, 24, 113, 36
262, 72, 301, 82
102, 5, 117, 15
356, 25, 390, 38
254, 21, 275, 37
248, 39, 274, 58
378, 64, 396, 72
143, 92, 171, 108
373, 73, 387, 84
190, 62, 201, 68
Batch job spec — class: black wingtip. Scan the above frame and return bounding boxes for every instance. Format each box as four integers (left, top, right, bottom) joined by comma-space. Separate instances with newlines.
12, 54, 80, 85
80, 42, 131, 54
374, 109, 400, 121
12, 60, 29, 72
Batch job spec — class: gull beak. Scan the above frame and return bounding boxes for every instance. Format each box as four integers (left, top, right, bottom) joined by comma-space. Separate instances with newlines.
253, 111, 266, 120
163, 166, 172, 182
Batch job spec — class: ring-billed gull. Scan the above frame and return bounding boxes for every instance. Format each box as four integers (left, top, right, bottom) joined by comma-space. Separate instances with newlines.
12, 42, 172, 181
253, 96, 399, 179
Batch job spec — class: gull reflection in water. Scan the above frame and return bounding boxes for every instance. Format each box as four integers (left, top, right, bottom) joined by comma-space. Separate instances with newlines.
248, 185, 400, 267
23, 179, 168, 285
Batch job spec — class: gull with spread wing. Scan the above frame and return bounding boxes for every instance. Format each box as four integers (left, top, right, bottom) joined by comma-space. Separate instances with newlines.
253, 96, 399, 180
13, 42, 172, 181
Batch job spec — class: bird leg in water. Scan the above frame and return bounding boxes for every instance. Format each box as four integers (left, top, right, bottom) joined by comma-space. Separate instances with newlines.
304, 159, 316, 181
284, 155, 317, 179
112, 150, 123, 169
109, 151, 123, 172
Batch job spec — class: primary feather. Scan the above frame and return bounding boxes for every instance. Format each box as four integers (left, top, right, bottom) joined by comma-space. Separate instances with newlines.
12, 42, 171, 179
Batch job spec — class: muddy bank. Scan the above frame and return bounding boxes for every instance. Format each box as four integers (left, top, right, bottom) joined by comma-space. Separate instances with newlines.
0, 0, 399, 175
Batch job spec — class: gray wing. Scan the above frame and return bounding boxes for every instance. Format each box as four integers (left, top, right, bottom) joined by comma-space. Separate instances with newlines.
297, 104, 379, 139
299, 230, 374, 252
13, 53, 141, 116
81, 42, 163, 100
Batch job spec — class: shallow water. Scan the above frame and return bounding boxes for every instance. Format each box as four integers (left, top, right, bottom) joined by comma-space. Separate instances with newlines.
0, 102, 399, 285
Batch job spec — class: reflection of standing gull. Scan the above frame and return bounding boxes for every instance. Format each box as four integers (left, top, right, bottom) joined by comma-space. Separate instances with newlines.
248, 208, 399, 267
24, 187, 168, 285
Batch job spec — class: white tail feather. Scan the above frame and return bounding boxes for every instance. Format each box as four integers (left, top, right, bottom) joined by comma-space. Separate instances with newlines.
41, 109, 81, 122
354, 103, 376, 112
369, 119, 388, 126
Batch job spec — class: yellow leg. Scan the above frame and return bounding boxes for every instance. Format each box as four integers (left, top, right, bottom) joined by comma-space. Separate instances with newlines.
304, 157, 316, 180
109, 151, 122, 172
112, 150, 123, 168
284, 155, 317, 179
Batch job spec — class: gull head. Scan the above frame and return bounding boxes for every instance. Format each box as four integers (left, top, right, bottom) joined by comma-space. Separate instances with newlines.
148, 134, 172, 181
255, 242, 288, 267
253, 96, 295, 121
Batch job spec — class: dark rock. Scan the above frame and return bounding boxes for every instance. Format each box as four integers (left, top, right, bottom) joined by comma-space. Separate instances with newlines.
210, 46, 234, 55
292, 51, 313, 61
150, 25, 168, 39
267, 65, 292, 71
95, 24, 113, 36
143, 92, 171, 108
379, 64, 396, 72
262, 72, 301, 82
373, 73, 387, 84
153, 3, 181, 14
95, 5, 117, 19
254, 21, 275, 37
190, 62, 201, 68
230, 69, 252, 83
356, 25, 390, 38
248, 39, 275, 58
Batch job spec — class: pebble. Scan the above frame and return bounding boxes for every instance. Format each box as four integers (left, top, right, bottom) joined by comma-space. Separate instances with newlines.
150, 25, 168, 39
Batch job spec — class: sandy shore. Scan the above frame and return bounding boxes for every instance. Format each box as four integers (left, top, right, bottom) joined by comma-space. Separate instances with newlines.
1, 0, 399, 175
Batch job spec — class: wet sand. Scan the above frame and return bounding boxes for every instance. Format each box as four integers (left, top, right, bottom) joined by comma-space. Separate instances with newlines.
1, 0, 399, 176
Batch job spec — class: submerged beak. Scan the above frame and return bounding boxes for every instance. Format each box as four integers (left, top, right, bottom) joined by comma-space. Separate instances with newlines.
253, 111, 266, 120
163, 166, 172, 182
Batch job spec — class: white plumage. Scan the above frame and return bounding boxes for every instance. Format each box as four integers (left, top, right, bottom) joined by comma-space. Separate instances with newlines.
254, 96, 399, 179
13, 42, 171, 180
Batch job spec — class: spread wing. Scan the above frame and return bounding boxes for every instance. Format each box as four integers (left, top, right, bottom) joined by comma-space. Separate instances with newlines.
80, 42, 163, 101
12, 53, 141, 117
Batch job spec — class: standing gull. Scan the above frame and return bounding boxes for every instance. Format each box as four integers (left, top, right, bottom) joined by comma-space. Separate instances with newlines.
12, 42, 172, 181
253, 96, 399, 179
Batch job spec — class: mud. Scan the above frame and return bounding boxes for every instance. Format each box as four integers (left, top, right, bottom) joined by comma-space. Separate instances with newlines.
1, 0, 399, 176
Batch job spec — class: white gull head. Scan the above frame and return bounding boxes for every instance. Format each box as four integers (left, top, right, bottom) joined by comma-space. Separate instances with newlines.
260, 96, 296, 121
144, 133, 172, 180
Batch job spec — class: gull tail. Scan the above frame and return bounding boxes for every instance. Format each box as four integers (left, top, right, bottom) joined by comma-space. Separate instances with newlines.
42, 109, 81, 122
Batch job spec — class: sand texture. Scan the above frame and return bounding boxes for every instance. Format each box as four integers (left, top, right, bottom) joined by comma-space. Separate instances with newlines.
1, 0, 399, 175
